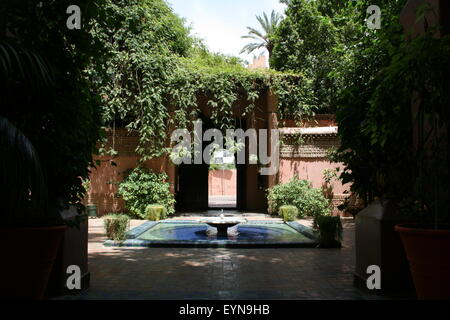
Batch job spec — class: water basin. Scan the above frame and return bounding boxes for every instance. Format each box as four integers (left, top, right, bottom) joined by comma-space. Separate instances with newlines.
104, 221, 318, 248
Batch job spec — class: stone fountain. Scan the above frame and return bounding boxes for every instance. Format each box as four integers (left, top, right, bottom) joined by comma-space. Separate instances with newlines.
198, 213, 247, 237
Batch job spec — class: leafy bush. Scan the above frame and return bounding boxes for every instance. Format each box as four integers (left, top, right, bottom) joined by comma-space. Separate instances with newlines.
279, 205, 299, 222
314, 215, 343, 248
271, 0, 344, 114
209, 163, 236, 171
104, 214, 130, 241
145, 204, 167, 221
1, 3, 103, 226
267, 177, 330, 219
118, 167, 175, 219
330, 0, 408, 207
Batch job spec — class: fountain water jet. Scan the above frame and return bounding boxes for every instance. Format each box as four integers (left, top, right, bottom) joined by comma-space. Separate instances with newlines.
198, 213, 247, 237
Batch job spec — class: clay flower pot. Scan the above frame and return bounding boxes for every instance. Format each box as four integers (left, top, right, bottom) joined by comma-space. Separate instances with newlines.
395, 224, 450, 300
0, 225, 67, 299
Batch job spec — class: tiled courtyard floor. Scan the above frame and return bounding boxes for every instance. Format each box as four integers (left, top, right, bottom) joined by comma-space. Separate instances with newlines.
64, 216, 399, 300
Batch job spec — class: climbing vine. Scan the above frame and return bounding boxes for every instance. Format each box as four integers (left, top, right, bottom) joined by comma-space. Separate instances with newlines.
88, 0, 316, 160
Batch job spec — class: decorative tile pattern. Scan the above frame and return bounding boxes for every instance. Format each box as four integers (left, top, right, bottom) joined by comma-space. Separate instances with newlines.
280, 135, 340, 158
105, 220, 319, 248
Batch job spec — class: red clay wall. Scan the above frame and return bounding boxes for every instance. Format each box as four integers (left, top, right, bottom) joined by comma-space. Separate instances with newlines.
208, 169, 237, 196
279, 159, 348, 193
85, 129, 172, 216
277, 115, 352, 215
278, 158, 351, 215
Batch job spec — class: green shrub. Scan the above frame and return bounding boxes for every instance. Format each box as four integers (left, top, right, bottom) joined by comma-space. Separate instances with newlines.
314, 215, 343, 248
118, 167, 176, 219
267, 177, 330, 219
209, 163, 236, 171
103, 214, 130, 241
279, 205, 299, 222
145, 204, 167, 221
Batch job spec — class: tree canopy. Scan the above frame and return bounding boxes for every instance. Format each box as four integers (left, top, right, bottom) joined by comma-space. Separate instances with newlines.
271, 0, 363, 113
330, 0, 412, 205
88, 0, 314, 159
1, 0, 105, 218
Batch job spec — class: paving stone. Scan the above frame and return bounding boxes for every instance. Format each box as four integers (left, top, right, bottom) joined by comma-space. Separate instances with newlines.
55, 218, 409, 300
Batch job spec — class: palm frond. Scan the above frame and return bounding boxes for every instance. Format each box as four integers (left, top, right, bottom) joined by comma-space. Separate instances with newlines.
241, 35, 263, 41
270, 11, 283, 30
256, 13, 269, 34
0, 43, 54, 93
239, 42, 265, 55
246, 27, 266, 40
240, 10, 283, 56
0, 117, 48, 226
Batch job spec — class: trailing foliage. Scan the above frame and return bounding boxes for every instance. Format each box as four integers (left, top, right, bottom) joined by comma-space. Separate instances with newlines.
267, 177, 330, 219
103, 214, 130, 241
118, 167, 175, 219
1, 0, 105, 226
87, 0, 315, 160
351, 33, 450, 225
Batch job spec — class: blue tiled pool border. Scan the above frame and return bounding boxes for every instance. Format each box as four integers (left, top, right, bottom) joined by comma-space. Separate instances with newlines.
104, 220, 319, 248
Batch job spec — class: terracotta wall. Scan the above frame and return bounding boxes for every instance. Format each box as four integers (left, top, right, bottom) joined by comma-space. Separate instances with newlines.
278, 158, 351, 216
85, 129, 171, 217
208, 169, 237, 196
279, 158, 348, 194
277, 115, 351, 216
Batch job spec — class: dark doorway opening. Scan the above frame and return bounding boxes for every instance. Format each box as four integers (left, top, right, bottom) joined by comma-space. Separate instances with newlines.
175, 117, 247, 212
176, 162, 209, 211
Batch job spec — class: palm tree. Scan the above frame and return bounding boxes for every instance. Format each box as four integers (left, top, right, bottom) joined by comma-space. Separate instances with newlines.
240, 10, 283, 58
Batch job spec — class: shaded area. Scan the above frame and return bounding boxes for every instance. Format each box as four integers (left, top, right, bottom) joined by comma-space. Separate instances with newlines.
55, 219, 410, 300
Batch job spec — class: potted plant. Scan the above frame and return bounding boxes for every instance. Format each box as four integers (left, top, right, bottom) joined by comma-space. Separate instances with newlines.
330, 1, 449, 296
278, 205, 299, 222
0, 116, 67, 299
371, 33, 450, 299
145, 204, 168, 221
0, 39, 71, 299
1, 1, 103, 298
103, 214, 130, 242
315, 215, 343, 248
82, 179, 98, 218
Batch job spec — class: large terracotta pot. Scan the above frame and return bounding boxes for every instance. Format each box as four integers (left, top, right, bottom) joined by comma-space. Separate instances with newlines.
395, 224, 450, 300
0, 225, 67, 299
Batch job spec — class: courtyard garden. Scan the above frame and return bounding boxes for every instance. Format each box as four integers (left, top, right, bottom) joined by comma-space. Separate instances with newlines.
1, 0, 449, 302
